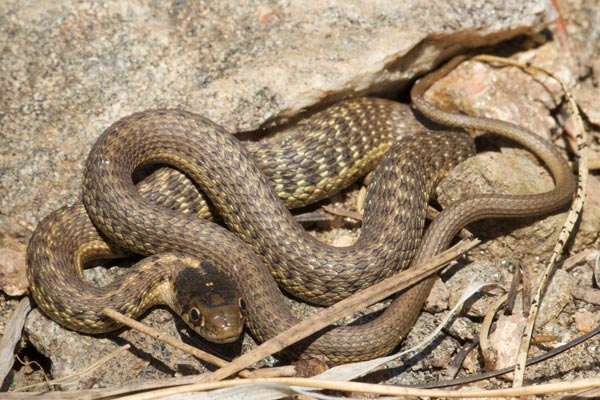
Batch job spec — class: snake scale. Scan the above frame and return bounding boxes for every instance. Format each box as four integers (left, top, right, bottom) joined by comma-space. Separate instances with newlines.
27, 56, 576, 364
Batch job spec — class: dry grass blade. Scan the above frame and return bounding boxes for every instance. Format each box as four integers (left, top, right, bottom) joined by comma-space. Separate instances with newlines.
102, 308, 230, 368
0, 375, 208, 400
111, 375, 600, 399
479, 291, 511, 365
5, 375, 600, 399
101, 309, 299, 379
473, 54, 588, 391
0, 298, 31, 386
241, 366, 297, 379
593, 250, 600, 288
321, 204, 363, 221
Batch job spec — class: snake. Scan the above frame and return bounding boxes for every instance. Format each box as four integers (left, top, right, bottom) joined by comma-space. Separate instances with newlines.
27, 204, 247, 343
27, 56, 576, 364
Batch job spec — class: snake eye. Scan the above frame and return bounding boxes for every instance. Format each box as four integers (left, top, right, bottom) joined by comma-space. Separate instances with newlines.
190, 307, 201, 322
239, 298, 247, 311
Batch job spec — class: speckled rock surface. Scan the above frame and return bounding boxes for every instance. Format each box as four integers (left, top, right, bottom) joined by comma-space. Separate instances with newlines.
0, 217, 30, 296
1, 0, 552, 224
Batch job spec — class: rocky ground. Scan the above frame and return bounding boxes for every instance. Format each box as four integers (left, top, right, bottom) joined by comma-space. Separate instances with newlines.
0, 0, 599, 398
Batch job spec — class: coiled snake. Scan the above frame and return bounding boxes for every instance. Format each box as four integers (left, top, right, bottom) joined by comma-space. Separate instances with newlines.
27, 56, 576, 364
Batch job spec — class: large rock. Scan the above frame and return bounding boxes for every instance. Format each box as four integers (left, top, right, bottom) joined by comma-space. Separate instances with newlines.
1, 0, 553, 223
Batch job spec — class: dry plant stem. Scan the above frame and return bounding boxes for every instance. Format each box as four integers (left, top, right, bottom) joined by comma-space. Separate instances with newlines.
505, 263, 522, 313
102, 308, 298, 379
520, 263, 533, 314
200, 239, 478, 383
479, 291, 510, 363
562, 249, 592, 270
293, 210, 335, 224
242, 365, 297, 378
594, 251, 600, 288
472, 54, 588, 391
321, 204, 363, 221
446, 341, 478, 379
102, 308, 231, 369
5, 374, 600, 400
417, 323, 600, 388
5, 375, 209, 400
116, 375, 600, 400
0, 298, 31, 385
356, 185, 367, 212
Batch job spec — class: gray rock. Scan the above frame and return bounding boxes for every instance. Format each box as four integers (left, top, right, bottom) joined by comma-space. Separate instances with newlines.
444, 316, 479, 343
0, 216, 30, 296
441, 260, 505, 319
1, 0, 552, 224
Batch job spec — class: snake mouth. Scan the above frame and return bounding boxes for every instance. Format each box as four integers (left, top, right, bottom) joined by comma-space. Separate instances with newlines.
208, 329, 243, 344
194, 318, 244, 344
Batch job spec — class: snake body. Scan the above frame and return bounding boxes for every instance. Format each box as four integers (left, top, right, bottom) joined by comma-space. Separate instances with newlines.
27, 57, 576, 363
106, 100, 475, 307
27, 204, 247, 343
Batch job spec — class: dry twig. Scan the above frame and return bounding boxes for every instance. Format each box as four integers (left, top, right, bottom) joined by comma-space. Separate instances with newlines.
321, 204, 363, 221
473, 54, 588, 392
102, 309, 299, 379
102, 308, 230, 369
114, 375, 600, 399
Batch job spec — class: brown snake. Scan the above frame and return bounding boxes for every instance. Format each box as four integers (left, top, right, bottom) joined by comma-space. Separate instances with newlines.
27, 56, 576, 364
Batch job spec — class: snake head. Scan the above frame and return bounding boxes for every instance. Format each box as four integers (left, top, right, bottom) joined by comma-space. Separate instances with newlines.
174, 264, 245, 344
